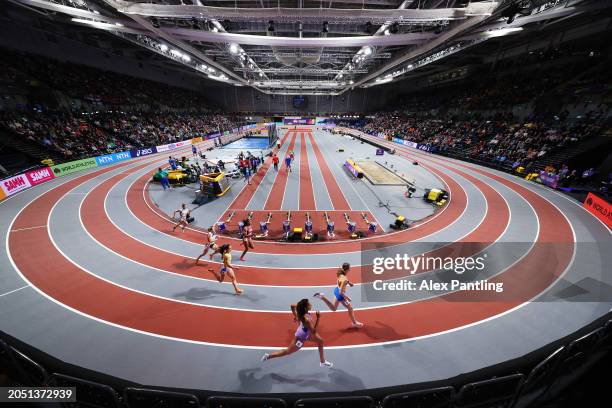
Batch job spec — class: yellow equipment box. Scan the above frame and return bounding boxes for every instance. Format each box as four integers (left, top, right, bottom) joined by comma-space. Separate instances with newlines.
199, 172, 231, 196
427, 189, 442, 202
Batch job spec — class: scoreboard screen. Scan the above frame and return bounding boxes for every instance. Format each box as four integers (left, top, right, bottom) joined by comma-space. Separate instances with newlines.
292, 95, 308, 108
283, 117, 315, 125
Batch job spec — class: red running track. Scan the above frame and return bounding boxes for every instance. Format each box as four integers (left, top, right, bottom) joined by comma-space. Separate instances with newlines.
298, 133, 316, 210
227, 131, 292, 210
307, 131, 351, 210
7, 142, 574, 347
264, 131, 298, 210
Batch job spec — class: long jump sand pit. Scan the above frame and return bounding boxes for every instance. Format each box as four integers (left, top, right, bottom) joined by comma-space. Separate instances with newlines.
356, 160, 415, 185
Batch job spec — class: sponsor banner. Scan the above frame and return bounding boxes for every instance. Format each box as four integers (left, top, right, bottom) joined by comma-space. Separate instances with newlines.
25, 167, 55, 186
51, 158, 98, 177
156, 140, 191, 152
1, 174, 32, 196
0, 187, 5, 200
584, 193, 612, 229
392, 138, 419, 149
95, 151, 132, 166
191, 137, 203, 144
417, 144, 431, 151
206, 132, 222, 140
130, 146, 157, 158
538, 171, 559, 189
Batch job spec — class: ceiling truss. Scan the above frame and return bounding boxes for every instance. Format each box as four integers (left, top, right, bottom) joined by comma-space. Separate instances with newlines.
9, 0, 601, 95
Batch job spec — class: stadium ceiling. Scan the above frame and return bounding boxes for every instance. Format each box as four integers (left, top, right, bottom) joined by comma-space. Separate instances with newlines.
10, 0, 605, 95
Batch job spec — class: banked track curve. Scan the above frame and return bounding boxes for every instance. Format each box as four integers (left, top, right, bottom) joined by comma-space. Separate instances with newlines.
1, 129, 611, 393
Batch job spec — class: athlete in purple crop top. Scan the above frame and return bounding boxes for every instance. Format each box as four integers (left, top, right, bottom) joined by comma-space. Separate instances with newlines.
261, 299, 333, 368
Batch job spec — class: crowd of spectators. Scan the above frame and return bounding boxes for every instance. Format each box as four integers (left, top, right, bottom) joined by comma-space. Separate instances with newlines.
347, 112, 605, 176
0, 48, 242, 161
0, 110, 241, 161
0, 48, 211, 110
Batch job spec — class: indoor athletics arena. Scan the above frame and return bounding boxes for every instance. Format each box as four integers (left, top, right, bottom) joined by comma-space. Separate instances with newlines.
0, 1, 611, 408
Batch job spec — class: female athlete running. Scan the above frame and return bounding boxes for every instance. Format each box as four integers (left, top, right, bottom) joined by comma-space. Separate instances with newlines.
240, 219, 254, 261
261, 299, 332, 368
314, 262, 363, 328
195, 225, 219, 264
172, 203, 190, 232
208, 244, 243, 295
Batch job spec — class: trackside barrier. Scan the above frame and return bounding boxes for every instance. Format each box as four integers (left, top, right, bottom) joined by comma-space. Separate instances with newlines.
2, 314, 612, 408
455, 374, 524, 408
295, 396, 375, 408
53, 373, 121, 408
208, 396, 287, 408
0, 127, 250, 202
382, 386, 454, 408
123, 387, 200, 407
0, 339, 50, 386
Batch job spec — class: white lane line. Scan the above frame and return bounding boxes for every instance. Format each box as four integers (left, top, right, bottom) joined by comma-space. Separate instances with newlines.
11, 225, 47, 232
0, 284, 29, 298
281, 131, 299, 210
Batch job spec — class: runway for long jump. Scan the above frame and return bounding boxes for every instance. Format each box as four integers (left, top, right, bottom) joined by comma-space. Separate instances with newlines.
1, 127, 610, 395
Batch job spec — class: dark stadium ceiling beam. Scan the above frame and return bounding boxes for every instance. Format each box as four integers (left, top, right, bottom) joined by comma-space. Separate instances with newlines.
99, 0, 267, 87
351, 0, 589, 92
14, 0, 256, 87
200, 0, 402, 5
234, 67, 369, 75
346, 11, 491, 92
113, 1, 495, 24
333, 0, 415, 83
165, 28, 437, 47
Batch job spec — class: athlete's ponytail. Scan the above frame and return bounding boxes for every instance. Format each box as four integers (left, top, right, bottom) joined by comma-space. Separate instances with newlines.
337, 262, 350, 277
219, 244, 230, 255
296, 299, 310, 323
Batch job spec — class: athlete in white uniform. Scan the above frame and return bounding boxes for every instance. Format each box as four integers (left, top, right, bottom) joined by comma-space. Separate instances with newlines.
195, 225, 219, 264
172, 203, 190, 232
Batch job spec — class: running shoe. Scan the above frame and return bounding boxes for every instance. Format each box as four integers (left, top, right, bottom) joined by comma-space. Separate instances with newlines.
313, 293, 324, 299
351, 321, 364, 328
320, 361, 333, 368
261, 353, 270, 362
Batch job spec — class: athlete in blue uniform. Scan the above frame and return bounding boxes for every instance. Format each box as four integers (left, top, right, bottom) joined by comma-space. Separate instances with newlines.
314, 262, 363, 328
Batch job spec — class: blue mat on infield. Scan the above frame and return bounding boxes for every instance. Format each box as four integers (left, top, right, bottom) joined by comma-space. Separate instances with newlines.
222, 137, 270, 150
